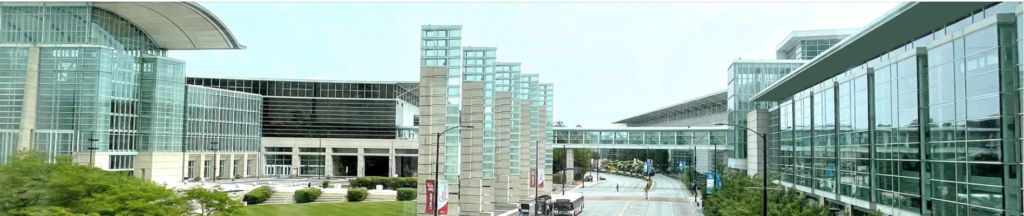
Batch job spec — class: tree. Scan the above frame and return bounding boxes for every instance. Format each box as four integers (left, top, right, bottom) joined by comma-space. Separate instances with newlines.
181, 186, 244, 216
575, 124, 582, 127
703, 171, 831, 216
0, 150, 244, 216
554, 121, 566, 127
0, 151, 57, 211
553, 149, 593, 180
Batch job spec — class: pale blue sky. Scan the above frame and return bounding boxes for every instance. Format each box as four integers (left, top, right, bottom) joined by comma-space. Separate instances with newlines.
169, 2, 899, 127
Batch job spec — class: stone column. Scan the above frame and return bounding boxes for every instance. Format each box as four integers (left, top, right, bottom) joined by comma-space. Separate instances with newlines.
325, 146, 334, 178
16, 45, 39, 151
358, 149, 366, 177
389, 142, 396, 177
417, 67, 447, 216
566, 147, 574, 185
214, 152, 221, 179
241, 154, 249, 177
518, 100, 532, 201
291, 147, 301, 177
494, 92, 512, 205
460, 82, 485, 215
198, 153, 207, 180
228, 154, 236, 178
538, 106, 550, 195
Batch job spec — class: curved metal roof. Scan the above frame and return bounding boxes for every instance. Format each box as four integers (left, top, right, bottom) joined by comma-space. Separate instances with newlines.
92, 2, 245, 50
612, 89, 727, 124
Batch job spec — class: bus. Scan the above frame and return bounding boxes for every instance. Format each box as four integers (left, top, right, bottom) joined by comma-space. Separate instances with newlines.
552, 193, 584, 216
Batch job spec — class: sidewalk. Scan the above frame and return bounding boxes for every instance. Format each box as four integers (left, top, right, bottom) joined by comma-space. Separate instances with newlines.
681, 187, 705, 216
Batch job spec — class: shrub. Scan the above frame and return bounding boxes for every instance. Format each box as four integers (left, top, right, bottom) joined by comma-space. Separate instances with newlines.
553, 173, 565, 183
352, 177, 417, 189
397, 188, 416, 201
294, 188, 323, 203
243, 186, 274, 204
347, 188, 368, 202
322, 181, 330, 188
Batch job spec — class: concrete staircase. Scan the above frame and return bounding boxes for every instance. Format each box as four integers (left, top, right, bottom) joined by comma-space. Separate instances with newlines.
367, 193, 397, 201
262, 192, 295, 205
312, 192, 347, 203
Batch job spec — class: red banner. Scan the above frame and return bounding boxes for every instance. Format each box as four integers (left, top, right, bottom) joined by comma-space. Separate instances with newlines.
425, 180, 435, 213
425, 180, 448, 215
530, 169, 537, 188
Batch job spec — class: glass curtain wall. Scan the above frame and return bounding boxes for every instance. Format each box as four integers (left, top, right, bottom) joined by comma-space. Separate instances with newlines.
542, 83, 554, 171
0, 5, 171, 165
727, 62, 804, 162
767, 2, 1022, 215
184, 85, 262, 153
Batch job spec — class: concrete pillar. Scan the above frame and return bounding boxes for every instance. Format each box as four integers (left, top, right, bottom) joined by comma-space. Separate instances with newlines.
417, 67, 447, 216
538, 105, 550, 195
389, 142, 396, 177
241, 154, 249, 177
198, 154, 207, 180
460, 82, 485, 215
566, 148, 574, 185
358, 149, 366, 177
227, 154, 236, 178
16, 45, 39, 151
292, 147, 301, 176
325, 147, 334, 178
746, 109, 770, 177
518, 99, 532, 201
494, 92, 512, 205
214, 152, 221, 179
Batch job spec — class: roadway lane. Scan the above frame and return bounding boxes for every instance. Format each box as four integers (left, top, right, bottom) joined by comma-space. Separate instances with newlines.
568, 173, 698, 216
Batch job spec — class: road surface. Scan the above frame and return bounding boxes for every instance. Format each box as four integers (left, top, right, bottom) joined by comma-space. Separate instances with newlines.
562, 172, 699, 216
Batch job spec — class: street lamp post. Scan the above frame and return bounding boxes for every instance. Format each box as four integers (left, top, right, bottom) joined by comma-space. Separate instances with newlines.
209, 142, 219, 183
434, 125, 473, 216
533, 136, 551, 216
716, 123, 768, 216
87, 138, 99, 166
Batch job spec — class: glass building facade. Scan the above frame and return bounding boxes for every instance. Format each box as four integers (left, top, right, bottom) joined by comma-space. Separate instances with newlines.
785, 39, 844, 60
541, 83, 554, 171
185, 77, 418, 139
523, 74, 540, 168
0, 5, 178, 165
183, 85, 262, 153
765, 2, 1023, 215
727, 61, 806, 161
422, 25, 463, 183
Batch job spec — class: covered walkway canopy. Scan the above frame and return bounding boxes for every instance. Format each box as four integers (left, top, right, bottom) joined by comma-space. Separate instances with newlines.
553, 127, 732, 150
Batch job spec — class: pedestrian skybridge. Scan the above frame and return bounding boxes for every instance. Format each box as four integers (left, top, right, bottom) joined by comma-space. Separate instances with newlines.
551, 126, 732, 150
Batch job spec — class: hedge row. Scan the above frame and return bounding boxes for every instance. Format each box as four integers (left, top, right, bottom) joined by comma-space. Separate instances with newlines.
352, 177, 416, 189
397, 188, 416, 201
294, 188, 324, 203
243, 186, 274, 205
347, 188, 368, 202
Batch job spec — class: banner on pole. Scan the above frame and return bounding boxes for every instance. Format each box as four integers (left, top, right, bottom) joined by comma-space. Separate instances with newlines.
425, 180, 449, 215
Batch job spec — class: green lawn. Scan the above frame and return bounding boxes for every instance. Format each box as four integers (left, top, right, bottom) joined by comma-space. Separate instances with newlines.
241, 201, 418, 216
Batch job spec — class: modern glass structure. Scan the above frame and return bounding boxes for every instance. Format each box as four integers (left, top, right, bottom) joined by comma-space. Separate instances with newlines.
523, 74, 540, 169
185, 77, 419, 139
726, 61, 806, 167
183, 85, 262, 179
464, 47, 497, 179
422, 25, 463, 184
753, 2, 1023, 215
0, 2, 245, 183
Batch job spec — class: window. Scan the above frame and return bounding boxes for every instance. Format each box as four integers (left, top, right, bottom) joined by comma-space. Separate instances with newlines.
299, 147, 325, 153
365, 148, 390, 154
333, 148, 358, 153
266, 147, 292, 152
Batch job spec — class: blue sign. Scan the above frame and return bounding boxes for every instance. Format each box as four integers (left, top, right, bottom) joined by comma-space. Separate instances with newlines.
706, 172, 720, 194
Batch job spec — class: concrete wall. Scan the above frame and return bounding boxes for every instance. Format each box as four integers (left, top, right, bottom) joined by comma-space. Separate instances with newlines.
135, 152, 186, 184
746, 109, 769, 177
539, 105, 551, 196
